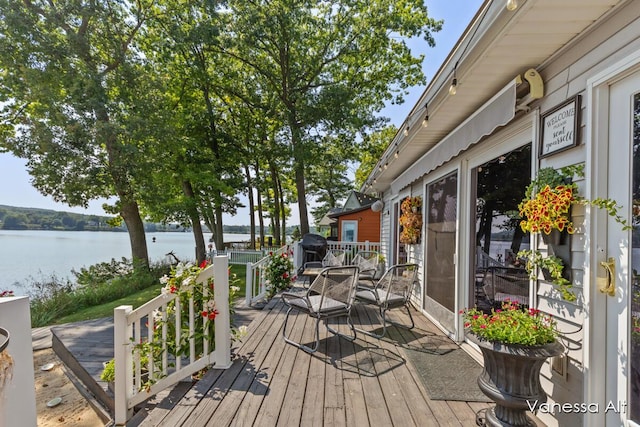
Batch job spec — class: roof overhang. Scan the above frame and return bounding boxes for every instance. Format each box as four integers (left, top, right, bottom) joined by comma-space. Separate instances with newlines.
364, 0, 626, 194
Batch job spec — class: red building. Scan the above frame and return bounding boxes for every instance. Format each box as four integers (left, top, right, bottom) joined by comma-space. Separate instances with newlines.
327, 191, 381, 243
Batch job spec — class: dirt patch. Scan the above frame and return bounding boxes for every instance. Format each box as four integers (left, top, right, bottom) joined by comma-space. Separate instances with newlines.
34, 348, 106, 427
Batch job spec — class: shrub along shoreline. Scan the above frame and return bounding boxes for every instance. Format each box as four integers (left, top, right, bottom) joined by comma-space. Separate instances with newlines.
22, 259, 246, 327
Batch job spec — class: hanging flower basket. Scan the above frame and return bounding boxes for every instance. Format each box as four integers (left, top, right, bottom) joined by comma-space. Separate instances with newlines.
518, 165, 631, 301
399, 196, 422, 244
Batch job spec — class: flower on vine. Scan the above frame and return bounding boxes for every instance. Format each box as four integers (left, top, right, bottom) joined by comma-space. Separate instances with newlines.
203, 309, 219, 320
265, 248, 294, 299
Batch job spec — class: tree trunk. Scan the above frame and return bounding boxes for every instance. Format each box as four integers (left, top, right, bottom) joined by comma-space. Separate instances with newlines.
244, 163, 257, 250
120, 199, 149, 268
182, 180, 206, 264
96, 106, 149, 269
253, 162, 266, 249
278, 176, 286, 245
289, 119, 310, 235
269, 161, 281, 246
215, 202, 224, 251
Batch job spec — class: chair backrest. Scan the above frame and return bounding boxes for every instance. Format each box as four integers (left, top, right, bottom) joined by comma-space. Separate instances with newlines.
322, 249, 346, 267
375, 263, 418, 302
351, 251, 379, 274
309, 266, 360, 308
482, 266, 529, 306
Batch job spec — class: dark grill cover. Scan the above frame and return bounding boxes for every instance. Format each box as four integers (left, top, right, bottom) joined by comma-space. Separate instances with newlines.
300, 233, 328, 262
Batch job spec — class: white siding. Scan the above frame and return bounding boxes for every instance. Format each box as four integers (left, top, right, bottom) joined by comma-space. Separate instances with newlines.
521, 3, 640, 425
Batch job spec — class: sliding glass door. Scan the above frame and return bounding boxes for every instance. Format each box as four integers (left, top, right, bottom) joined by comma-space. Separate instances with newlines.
424, 172, 458, 330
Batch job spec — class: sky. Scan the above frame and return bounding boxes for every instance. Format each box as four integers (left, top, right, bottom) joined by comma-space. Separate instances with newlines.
0, 0, 484, 226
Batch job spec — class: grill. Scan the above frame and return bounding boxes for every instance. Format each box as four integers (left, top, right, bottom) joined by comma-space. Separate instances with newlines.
299, 233, 328, 265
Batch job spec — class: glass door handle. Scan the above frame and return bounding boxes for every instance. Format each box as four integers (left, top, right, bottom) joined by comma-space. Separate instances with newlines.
599, 257, 616, 296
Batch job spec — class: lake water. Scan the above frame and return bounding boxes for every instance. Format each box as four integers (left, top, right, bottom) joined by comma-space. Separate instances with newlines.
0, 230, 251, 295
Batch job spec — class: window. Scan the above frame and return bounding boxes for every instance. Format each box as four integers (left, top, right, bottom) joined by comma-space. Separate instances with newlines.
473, 145, 531, 312
341, 220, 358, 242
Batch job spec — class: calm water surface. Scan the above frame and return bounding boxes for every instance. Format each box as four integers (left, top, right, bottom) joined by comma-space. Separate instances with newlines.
0, 230, 250, 295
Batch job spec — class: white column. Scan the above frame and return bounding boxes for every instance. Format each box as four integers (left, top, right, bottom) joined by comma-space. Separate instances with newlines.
114, 305, 133, 425
213, 256, 231, 368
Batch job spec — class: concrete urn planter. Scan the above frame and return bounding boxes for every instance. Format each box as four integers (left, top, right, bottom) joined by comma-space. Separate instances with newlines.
471, 335, 564, 427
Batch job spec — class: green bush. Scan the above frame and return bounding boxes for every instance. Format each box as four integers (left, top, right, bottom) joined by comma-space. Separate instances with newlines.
27, 259, 171, 327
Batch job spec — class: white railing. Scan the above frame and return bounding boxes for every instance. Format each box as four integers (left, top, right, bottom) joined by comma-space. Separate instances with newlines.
245, 245, 292, 306
114, 256, 232, 425
208, 247, 282, 265
325, 241, 381, 265
292, 240, 382, 271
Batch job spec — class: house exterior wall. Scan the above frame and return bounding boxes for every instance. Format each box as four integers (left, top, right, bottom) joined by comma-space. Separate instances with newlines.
529, 3, 640, 425
379, 2, 640, 426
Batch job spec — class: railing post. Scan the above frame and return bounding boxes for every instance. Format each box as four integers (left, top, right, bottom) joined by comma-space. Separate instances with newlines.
213, 256, 231, 368
292, 240, 301, 271
245, 262, 253, 306
114, 305, 133, 425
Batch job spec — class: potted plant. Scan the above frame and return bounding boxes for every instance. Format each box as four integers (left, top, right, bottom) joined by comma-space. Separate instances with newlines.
461, 301, 564, 427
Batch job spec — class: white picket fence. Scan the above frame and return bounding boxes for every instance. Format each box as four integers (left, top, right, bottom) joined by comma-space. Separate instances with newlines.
244, 245, 292, 306
113, 256, 232, 425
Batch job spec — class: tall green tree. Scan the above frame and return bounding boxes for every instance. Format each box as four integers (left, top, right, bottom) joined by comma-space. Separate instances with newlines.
355, 125, 398, 189
308, 134, 356, 226
221, 0, 442, 235
0, 1, 158, 267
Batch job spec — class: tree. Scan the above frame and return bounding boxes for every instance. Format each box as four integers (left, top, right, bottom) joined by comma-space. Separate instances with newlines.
307, 134, 356, 226
355, 126, 398, 189
221, 0, 442, 235
0, 1, 156, 267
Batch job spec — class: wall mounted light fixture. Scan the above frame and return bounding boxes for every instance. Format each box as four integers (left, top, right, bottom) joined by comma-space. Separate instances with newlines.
449, 63, 458, 96
421, 103, 429, 128
403, 126, 409, 136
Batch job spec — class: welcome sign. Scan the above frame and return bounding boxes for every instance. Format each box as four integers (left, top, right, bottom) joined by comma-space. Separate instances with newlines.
540, 95, 580, 157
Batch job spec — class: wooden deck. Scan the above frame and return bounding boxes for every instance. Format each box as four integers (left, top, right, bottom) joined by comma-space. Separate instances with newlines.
133, 293, 501, 427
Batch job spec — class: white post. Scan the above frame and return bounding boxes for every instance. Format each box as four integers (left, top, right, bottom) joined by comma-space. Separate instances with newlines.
292, 241, 301, 271
114, 305, 133, 425
245, 262, 253, 306
213, 256, 232, 368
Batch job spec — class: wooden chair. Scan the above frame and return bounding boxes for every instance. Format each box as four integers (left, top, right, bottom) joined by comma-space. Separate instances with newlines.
354, 263, 418, 338
281, 266, 360, 353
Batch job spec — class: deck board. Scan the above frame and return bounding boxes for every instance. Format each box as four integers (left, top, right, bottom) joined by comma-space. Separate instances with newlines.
52, 284, 544, 426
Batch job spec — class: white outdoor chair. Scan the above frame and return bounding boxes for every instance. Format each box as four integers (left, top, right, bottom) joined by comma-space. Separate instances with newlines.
354, 263, 418, 339
281, 266, 360, 353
